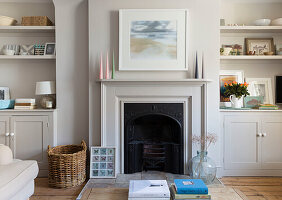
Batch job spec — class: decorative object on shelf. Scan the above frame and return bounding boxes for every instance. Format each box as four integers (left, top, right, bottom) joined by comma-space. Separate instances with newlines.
222, 47, 232, 56
19, 45, 34, 55
3, 45, 20, 55
259, 104, 278, 110
0, 100, 15, 110
35, 81, 56, 109
245, 38, 275, 55
99, 52, 103, 79
244, 96, 264, 108
195, 52, 199, 79
276, 44, 282, 55
105, 52, 110, 79
0, 15, 17, 26
90, 146, 116, 178
224, 82, 250, 109
0, 87, 10, 100
263, 52, 274, 56
44, 43, 56, 55
189, 133, 218, 184
119, 9, 188, 71
48, 140, 87, 188
221, 44, 242, 56
2, 49, 15, 56
34, 44, 45, 55
21, 16, 53, 26
219, 70, 244, 107
271, 18, 282, 26
253, 19, 271, 26
112, 51, 115, 79
220, 19, 225, 26
246, 78, 273, 104
14, 98, 36, 110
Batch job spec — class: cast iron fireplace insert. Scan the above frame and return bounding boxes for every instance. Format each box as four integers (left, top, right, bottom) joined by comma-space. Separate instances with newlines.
124, 103, 184, 174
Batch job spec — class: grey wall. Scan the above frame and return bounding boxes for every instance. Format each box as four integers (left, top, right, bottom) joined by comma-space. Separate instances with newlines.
89, 0, 221, 167
53, 0, 89, 145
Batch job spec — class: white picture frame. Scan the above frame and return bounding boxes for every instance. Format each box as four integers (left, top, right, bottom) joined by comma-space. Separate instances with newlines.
90, 146, 116, 178
44, 43, 56, 55
219, 70, 244, 107
0, 87, 10, 100
245, 78, 273, 104
119, 9, 189, 71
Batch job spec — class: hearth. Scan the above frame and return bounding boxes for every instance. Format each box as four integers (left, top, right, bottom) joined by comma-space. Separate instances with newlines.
124, 103, 184, 174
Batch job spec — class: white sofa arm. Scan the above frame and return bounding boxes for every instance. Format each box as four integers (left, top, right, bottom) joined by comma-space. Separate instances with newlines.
0, 144, 13, 165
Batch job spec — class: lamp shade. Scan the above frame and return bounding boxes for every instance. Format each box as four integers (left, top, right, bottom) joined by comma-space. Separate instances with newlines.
36, 81, 56, 95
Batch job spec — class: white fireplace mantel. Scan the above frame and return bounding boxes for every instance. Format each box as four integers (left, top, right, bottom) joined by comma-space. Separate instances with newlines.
98, 79, 212, 174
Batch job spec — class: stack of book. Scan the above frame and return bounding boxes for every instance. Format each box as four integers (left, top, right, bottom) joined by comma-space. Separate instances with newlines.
171, 179, 211, 200
259, 104, 279, 110
14, 99, 36, 110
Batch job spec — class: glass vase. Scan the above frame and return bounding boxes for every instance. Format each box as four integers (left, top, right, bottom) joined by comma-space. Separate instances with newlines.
189, 150, 217, 184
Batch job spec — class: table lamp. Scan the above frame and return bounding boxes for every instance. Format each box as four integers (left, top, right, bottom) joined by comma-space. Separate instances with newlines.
35, 81, 56, 109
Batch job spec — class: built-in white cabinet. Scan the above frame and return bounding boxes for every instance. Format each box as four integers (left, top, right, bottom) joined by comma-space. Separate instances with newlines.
0, 110, 57, 177
221, 111, 282, 176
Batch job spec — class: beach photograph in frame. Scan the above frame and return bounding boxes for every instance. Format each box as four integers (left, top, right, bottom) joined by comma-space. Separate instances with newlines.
119, 9, 188, 71
246, 78, 273, 104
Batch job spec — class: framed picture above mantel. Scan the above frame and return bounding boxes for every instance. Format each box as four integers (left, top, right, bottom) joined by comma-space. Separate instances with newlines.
119, 9, 189, 71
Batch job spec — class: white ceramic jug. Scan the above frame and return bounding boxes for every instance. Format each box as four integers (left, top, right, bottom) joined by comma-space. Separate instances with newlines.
230, 95, 242, 108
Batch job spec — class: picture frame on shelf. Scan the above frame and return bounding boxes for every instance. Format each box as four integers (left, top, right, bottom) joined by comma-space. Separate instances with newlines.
245, 78, 273, 104
0, 87, 10, 100
244, 96, 264, 108
44, 43, 56, 55
219, 70, 244, 107
245, 38, 275, 55
119, 9, 188, 71
90, 146, 116, 178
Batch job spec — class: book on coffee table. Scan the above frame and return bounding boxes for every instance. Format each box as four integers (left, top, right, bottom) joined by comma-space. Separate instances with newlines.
171, 184, 211, 199
174, 179, 208, 194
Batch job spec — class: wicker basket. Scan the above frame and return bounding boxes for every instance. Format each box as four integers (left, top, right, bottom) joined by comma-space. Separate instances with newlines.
47, 140, 87, 188
21, 16, 53, 26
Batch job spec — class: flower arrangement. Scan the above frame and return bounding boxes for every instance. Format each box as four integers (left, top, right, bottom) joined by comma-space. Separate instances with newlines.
192, 133, 218, 151
224, 81, 250, 99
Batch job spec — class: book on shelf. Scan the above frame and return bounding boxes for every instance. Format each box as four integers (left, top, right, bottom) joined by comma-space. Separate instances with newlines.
174, 179, 208, 195
15, 98, 35, 104
15, 103, 35, 106
259, 104, 279, 110
14, 105, 36, 110
171, 184, 211, 199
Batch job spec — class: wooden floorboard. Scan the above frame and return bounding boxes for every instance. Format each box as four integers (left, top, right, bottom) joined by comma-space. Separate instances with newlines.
221, 177, 282, 200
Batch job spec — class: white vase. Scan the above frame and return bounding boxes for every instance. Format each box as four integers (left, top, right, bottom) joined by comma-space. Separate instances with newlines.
230, 95, 242, 108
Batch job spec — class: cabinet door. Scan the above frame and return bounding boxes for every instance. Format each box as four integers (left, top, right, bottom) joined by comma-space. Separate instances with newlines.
10, 116, 49, 169
261, 116, 282, 169
224, 115, 261, 170
0, 116, 9, 146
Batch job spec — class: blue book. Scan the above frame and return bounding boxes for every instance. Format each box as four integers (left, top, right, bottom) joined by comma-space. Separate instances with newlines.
174, 179, 208, 194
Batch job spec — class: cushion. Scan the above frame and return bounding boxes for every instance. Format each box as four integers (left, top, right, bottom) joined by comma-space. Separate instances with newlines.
0, 160, 38, 200
0, 144, 13, 165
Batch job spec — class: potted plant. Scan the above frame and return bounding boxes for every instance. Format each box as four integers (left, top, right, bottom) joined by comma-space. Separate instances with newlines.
224, 81, 249, 108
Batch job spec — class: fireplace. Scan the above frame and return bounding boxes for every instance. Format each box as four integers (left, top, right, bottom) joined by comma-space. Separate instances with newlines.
124, 103, 184, 174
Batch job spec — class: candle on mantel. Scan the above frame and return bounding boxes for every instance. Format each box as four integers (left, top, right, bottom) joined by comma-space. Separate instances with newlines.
112, 51, 115, 79
99, 52, 103, 80
105, 52, 110, 79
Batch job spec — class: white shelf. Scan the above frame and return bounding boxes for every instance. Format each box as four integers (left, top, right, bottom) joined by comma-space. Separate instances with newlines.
220, 26, 282, 33
0, 55, 56, 60
220, 55, 282, 60
0, 26, 55, 33
220, 109, 282, 112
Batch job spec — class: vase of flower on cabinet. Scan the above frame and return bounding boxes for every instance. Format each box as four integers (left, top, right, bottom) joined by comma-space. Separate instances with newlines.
230, 95, 242, 108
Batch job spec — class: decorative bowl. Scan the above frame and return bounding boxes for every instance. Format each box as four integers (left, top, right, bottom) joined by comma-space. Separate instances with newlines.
271, 18, 282, 26
0, 15, 17, 26
264, 52, 274, 56
3, 49, 15, 56
253, 19, 271, 26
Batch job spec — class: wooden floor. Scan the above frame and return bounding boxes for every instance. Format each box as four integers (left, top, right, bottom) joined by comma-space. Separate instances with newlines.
31, 177, 282, 200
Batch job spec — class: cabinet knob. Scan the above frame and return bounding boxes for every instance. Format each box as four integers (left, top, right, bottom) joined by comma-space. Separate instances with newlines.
10, 133, 14, 137
257, 133, 262, 137
5, 133, 9, 137
262, 133, 267, 137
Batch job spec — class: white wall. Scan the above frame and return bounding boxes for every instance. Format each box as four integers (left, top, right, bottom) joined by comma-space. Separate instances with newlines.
53, 0, 89, 145
89, 0, 221, 171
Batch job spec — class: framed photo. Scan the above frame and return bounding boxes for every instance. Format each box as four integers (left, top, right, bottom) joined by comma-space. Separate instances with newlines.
245, 38, 275, 55
90, 146, 116, 178
219, 70, 244, 107
119, 9, 188, 71
244, 96, 264, 108
0, 87, 10, 100
44, 43, 56, 55
245, 78, 273, 104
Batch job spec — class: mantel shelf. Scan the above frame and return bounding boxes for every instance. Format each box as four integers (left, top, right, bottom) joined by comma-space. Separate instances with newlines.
0, 26, 55, 33
220, 26, 282, 33
220, 55, 282, 60
97, 79, 213, 83
0, 55, 56, 60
